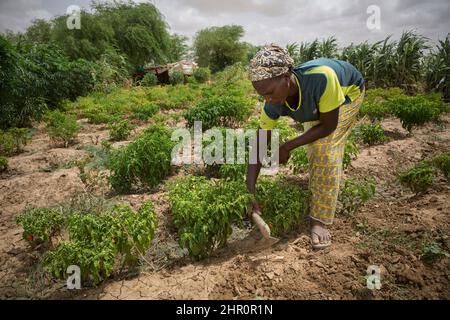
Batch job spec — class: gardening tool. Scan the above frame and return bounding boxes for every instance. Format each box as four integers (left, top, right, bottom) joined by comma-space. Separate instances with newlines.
252, 212, 279, 242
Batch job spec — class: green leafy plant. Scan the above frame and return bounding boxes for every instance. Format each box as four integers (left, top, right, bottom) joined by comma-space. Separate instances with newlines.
343, 138, 359, 169
108, 118, 133, 141
357, 123, 389, 145
431, 149, 450, 180
141, 72, 158, 87
84, 109, 113, 124
359, 100, 391, 122
169, 71, 184, 85
358, 88, 404, 121
0, 156, 7, 172
42, 240, 116, 284
44, 110, 79, 147
425, 33, 449, 101
421, 241, 450, 264
201, 127, 251, 180
8, 128, 31, 152
167, 176, 252, 260
40, 200, 157, 284
184, 96, 252, 130
71, 87, 160, 122
0, 128, 31, 155
289, 146, 309, 174
256, 177, 310, 237
218, 164, 246, 181
108, 125, 174, 193
0, 131, 14, 156
398, 161, 437, 193
193, 67, 211, 83
132, 103, 159, 121
16, 208, 65, 243
338, 176, 376, 215
388, 95, 443, 132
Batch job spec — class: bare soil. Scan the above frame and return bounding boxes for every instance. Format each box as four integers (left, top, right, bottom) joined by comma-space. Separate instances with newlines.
1, 112, 449, 300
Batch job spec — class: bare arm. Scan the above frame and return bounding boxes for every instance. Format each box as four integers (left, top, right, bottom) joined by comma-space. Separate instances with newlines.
282, 108, 339, 152
246, 129, 271, 195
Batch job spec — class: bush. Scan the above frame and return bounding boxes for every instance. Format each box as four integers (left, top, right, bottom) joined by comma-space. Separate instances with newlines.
141, 72, 158, 87
108, 118, 133, 141
359, 101, 391, 122
0, 131, 14, 156
201, 127, 269, 181
388, 95, 443, 132
256, 177, 309, 237
84, 109, 113, 124
42, 241, 116, 283
289, 146, 309, 174
132, 103, 159, 120
108, 125, 174, 193
0, 156, 7, 172
0, 39, 43, 128
244, 117, 298, 143
0, 38, 97, 129
186, 76, 197, 84
92, 48, 131, 93
193, 67, 211, 83
338, 176, 376, 215
343, 138, 359, 169
16, 208, 65, 242
431, 149, 450, 180
169, 71, 184, 85
398, 161, 436, 193
0, 128, 31, 155
218, 164, 246, 181
358, 88, 405, 121
167, 176, 252, 260
184, 96, 252, 130
41, 201, 157, 284
357, 123, 389, 145
71, 87, 156, 123
44, 110, 79, 147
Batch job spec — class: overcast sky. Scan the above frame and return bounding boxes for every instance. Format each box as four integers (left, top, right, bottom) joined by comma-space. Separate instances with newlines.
0, 0, 448, 47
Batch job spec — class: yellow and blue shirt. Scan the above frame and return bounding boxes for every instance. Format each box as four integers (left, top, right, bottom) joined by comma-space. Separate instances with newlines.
259, 58, 365, 130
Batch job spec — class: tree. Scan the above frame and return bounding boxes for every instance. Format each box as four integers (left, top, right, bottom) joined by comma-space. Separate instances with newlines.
193, 25, 247, 72
25, 19, 53, 44
245, 42, 262, 63
94, 2, 172, 66
168, 34, 189, 62
49, 2, 173, 67
51, 10, 115, 61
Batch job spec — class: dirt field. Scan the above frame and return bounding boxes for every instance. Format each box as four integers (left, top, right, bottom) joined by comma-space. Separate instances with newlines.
1, 111, 449, 300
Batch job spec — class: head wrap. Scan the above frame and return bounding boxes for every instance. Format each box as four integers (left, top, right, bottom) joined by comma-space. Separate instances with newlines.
249, 44, 294, 82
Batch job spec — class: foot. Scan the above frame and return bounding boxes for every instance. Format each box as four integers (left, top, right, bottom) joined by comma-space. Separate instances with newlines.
310, 219, 332, 249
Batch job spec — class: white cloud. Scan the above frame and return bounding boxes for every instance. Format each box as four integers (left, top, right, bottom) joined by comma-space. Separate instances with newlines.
1, 0, 448, 47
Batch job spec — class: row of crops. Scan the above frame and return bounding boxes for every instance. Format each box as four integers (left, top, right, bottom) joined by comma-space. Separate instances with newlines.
3, 64, 449, 286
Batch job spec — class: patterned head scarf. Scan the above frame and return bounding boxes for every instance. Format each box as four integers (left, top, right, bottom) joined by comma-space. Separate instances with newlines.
249, 44, 294, 82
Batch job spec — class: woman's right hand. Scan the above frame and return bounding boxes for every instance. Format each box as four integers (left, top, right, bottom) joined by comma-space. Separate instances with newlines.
249, 199, 261, 218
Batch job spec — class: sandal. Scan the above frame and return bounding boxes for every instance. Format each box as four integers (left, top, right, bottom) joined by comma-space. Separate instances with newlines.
310, 230, 332, 250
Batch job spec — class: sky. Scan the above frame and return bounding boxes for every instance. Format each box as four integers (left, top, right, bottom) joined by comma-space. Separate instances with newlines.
0, 0, 448, 47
